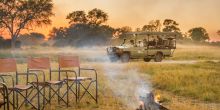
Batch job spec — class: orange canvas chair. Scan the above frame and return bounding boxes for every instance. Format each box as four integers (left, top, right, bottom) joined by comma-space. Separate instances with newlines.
58, 55, 98, 103
0, 58, 38, 110
27, 57, 67, 109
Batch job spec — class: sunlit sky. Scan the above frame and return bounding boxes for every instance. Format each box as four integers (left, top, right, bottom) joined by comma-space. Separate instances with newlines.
13, 0, 220, 40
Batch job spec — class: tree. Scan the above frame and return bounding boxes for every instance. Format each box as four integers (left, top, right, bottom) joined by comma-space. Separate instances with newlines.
162, 19, 180, 32
0, 36, 4, 41
113, 26, 132, 38
136, 28, 141, 32
142, 25, 156, 32
188, 27, 209, 41
66, 8, 108, 26
66, 11, 87, 24
18, 32, 45, 46
142, 20, 161, 32
217, 30, 220, 36
29, 32, 45, 40
51, 8, 113, 47
49, 27, 67, 40
0, 0, 54, 48
87, 8, 108, 25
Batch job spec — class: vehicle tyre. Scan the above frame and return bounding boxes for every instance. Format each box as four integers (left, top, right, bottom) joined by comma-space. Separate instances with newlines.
154, 52, 163, 62
109, 55, 119, 62
144, 58, 151, 62
121, 53, 130, 63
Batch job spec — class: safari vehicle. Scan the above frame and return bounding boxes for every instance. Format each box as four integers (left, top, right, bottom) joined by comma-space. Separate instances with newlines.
107, 32, 179, 62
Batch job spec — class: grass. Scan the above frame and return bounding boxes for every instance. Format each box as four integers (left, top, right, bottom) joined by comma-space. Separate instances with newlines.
0, 43, 220, 110
168, 44, 220, 60
128, 61, 220, 103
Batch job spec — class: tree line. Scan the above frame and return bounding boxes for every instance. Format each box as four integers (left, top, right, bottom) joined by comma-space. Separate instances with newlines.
0, 0, 219, 48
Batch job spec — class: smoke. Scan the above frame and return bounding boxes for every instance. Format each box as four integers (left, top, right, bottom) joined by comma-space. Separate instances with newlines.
102, 63, 152, 109
8, 45, 152, 109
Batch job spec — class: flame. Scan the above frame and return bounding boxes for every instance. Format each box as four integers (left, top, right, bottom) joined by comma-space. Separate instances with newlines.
154, 94, 161, 104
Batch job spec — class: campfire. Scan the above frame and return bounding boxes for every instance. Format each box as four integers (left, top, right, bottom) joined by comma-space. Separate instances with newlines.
136, 92, 169, 110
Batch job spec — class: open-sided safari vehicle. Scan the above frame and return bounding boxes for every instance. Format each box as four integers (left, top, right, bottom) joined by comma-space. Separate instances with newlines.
107, 32, 180, 62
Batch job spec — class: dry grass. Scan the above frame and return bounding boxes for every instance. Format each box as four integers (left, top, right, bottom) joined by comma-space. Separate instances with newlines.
0, 43, 220, 110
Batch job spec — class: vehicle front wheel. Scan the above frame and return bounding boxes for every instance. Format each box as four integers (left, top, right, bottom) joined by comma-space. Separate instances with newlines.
144, 58, 151, 62
109, 55, 119, 62
121, 53, 130, 63
154, 52, 163, 62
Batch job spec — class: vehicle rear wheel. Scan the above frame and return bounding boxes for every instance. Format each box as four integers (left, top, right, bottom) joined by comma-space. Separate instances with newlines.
121, 53, 130, 63
154, 52, 163, 62
144, 58, 151, 62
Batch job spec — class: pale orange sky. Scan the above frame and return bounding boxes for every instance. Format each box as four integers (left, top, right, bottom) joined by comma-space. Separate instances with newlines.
14, 0, 220, 40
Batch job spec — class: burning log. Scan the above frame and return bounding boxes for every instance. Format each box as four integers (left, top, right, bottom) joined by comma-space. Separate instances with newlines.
136, 92, 169, 110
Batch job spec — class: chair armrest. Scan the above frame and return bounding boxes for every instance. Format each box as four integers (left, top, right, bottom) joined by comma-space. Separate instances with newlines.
79, 68, 97, 80
0, 82, 9, 96
52, 70, 77, 80
0, 82, 7, 87
28, 70, 46, 82
17, 72, 39, 83
50, 70, 59, 72
0, 74, 15, 87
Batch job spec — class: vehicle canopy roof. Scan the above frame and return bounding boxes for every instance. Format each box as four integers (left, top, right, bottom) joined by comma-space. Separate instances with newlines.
125, 31, 180, 39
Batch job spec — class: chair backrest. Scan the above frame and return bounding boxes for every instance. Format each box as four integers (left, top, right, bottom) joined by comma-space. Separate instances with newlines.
58, 56, 80, 68
27, 57, 50, 70
0, 58, 17, 72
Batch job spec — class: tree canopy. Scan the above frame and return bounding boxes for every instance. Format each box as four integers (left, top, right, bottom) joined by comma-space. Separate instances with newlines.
66, 11, 87, 24
142, 20, 161, 32
18, 32, 45, 46
162, 19, 180, 32
66, 8, 108, 26
50, 8, 114, 47
0, 0, 54, 48
87, 8, 108, 25
188, 27, 209, 41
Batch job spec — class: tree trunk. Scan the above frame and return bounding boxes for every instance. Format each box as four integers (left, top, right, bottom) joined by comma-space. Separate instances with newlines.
11, 36, 16, 49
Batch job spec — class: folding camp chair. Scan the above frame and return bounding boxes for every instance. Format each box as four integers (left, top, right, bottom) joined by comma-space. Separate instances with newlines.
0, 82, 9, 110
0, 58, 39, 110
58, 56, 98, 103
27, 57, 68, 109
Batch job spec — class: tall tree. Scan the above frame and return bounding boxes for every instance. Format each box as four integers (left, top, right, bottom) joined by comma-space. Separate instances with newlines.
0, 0, 54, 48
66, 11, 87, 24
188, 27, 209, 41
87, 8, 108, 25
162, 19, 180, 32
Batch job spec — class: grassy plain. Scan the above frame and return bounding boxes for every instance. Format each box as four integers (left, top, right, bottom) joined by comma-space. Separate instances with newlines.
0, 43, 220, 110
